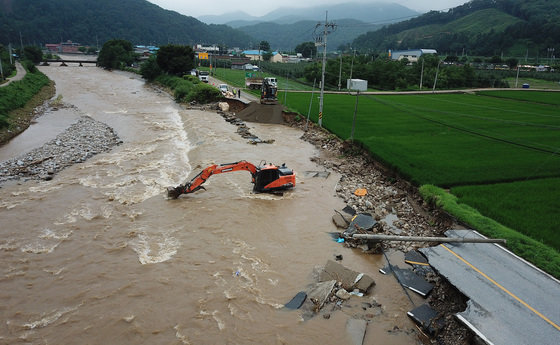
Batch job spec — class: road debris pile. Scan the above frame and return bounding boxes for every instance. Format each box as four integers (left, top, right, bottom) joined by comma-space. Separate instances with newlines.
285, 260, 384, 331
284, 118, 474, 344
0, 116, 121, 184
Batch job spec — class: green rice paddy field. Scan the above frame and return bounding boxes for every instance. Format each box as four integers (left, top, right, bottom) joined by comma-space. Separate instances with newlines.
283, 90, 560, 275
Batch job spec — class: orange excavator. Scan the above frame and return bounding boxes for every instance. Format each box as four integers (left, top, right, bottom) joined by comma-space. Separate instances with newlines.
167, 160, 296, 199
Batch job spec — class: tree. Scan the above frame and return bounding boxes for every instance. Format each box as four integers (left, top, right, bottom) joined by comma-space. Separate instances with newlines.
262, 51, 273, 62
295, 42, 317, 58
444, 55, 459, 63
259, 41, 270, 52
23, 46, 43, 64
140, 55, 163, 81
156, 44, 194, 76
506, 57, 518, 69
97, 39, 134, 69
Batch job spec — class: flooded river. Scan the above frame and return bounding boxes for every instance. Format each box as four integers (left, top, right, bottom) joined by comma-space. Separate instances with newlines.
0, 64, 420, 344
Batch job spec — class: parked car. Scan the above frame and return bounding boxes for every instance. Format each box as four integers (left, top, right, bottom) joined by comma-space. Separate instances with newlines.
218, 84, 228, 94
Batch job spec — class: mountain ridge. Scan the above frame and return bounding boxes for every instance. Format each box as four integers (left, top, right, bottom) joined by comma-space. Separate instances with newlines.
0, 0, 253, 47
198, 2, 419, 26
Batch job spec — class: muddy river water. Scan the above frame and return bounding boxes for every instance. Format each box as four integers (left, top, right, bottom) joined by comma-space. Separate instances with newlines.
0, 64, 420, 344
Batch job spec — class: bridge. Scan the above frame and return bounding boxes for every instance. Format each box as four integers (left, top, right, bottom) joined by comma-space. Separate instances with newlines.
44, 59, 97, 66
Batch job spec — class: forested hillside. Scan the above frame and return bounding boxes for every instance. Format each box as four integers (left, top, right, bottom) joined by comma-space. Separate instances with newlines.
352, 0, 560, 56
237, 19, 381, 51
0, 0, 253, 47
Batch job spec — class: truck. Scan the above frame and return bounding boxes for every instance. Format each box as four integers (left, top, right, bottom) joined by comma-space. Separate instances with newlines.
245, 73, 263, 89
263, 77, 277, 87
198, 70, 209, 83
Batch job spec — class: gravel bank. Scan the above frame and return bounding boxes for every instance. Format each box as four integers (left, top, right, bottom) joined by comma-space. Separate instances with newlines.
0, 115, 121, 185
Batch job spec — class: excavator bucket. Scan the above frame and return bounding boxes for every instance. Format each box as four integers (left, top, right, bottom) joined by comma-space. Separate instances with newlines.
167, 185, 183, 199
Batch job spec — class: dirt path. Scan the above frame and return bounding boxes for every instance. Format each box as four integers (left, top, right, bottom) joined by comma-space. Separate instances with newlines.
0, 61, 26, 87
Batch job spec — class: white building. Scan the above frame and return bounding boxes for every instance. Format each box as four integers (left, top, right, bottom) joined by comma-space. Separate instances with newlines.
389, 49, 437, 62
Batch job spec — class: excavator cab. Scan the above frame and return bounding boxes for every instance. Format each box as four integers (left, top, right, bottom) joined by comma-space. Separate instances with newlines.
254, 163, 294, 193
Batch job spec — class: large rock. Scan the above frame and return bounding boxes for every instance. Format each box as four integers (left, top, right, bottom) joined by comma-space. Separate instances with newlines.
319, 260, 375, 293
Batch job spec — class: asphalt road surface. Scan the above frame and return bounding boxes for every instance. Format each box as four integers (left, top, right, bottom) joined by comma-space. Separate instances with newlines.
208, 75, 258, 103
421, 230, 560, 345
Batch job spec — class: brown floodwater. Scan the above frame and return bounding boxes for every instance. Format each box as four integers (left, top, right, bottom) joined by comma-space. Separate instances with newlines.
0, 63, 421, 344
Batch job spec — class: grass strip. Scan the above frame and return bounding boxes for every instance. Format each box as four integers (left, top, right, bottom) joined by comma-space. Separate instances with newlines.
451, 178, 560, 251
419, 184, 560, 279
0, 69, 50, 129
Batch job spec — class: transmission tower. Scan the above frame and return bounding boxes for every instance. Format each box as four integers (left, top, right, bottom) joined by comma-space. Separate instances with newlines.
313, 12, 336, 127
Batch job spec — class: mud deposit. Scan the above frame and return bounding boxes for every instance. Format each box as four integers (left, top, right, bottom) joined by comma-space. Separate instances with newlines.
0, 65, 433, 344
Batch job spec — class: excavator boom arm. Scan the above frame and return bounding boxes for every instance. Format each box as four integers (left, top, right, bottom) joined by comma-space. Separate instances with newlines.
168, 161, 258, 198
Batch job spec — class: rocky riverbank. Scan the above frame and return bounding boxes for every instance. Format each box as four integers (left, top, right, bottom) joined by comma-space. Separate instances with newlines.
0, 114, 121, 185
284, 117, 474, 345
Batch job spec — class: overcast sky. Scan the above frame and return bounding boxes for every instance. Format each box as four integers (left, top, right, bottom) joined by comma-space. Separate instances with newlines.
147, 0, 469, 18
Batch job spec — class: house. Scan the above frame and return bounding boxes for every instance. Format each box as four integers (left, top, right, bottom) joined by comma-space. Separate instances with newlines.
45, 40, 81, 54
242, 63, 259, 71
231, 58, 251, 70
389, 49, 437, 62
242, 50, 284, 62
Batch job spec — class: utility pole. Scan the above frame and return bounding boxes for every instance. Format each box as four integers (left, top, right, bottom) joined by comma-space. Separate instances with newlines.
338, 53, 342, 91
314, 11, 336, 128
349, 49, 356, 80
419, 59, 424, 90
8, 43, 13, 64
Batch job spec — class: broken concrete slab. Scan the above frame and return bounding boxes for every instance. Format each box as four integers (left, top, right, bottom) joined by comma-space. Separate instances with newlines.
346, 318, 367, 345
404, 250, 429, 267
303, 171, 331, 178
285, 291, 307, 310
342, 205, 356, 216
300, 280, 336, 316
392, 267, 433, 297
320, 260, 375, 293
344, 213, 376, 236
407, 304, 443, 336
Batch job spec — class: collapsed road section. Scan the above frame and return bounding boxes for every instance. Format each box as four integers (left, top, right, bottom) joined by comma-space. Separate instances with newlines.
421, 230, 560, 345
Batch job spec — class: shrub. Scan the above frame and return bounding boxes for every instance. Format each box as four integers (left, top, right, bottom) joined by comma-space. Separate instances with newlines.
186, 83, 223, 103
174, 83, 191, 102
